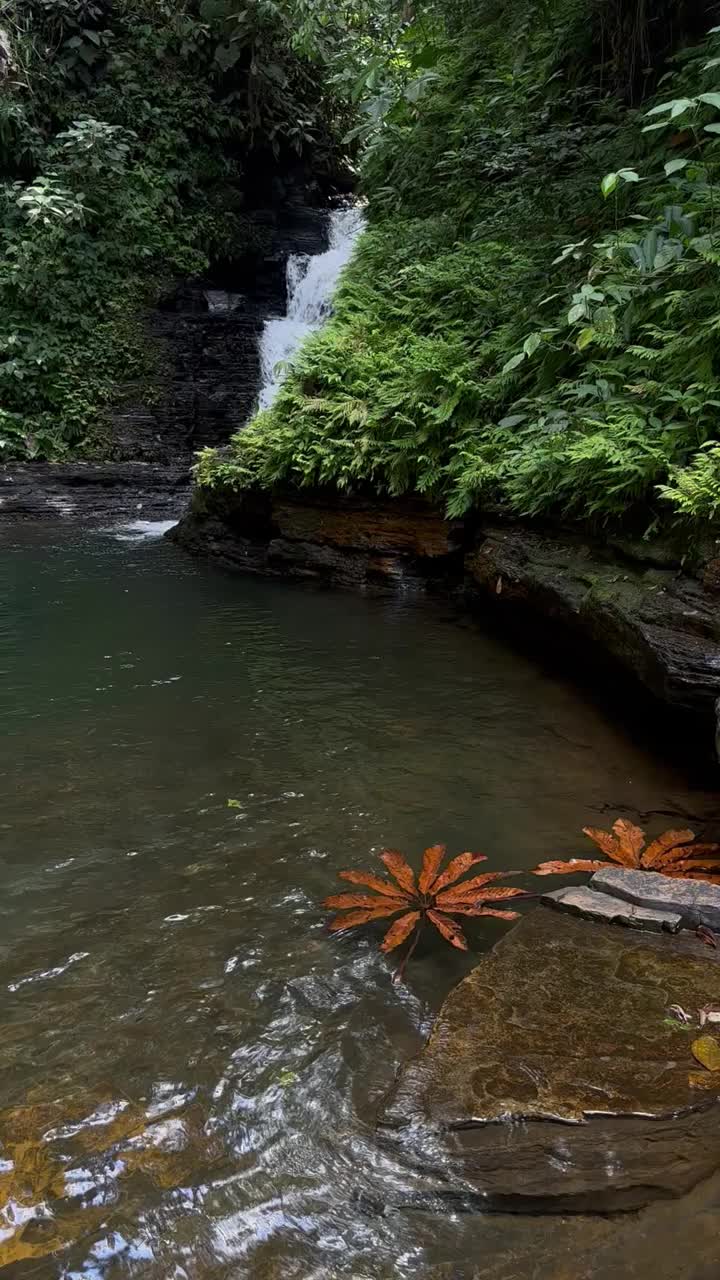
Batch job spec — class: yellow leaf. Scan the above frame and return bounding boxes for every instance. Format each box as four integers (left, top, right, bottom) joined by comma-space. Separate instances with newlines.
691, 1035, 720, 1072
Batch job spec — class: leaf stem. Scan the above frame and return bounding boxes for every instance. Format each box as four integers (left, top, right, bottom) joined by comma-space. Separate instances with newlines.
394, 924, 422, 983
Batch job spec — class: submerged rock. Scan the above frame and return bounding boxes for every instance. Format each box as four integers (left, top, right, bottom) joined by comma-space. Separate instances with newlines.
378, 908, 720, 1212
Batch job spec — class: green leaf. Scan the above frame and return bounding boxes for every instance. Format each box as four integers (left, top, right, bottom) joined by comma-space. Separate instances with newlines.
568, 302, 587, 324
703, 58, 720, 70
705, 124, 720, 134
699, 92, 720, 110
576, 327, 596, 351
617, 168, 640, 183
642, 121, 670, 133
502, 352, 526, 374
601, 172, 619, 198
664, 158, 689, 176
215, 42, 242, 72
671, 97, 696, 118
523, 332, 542, 358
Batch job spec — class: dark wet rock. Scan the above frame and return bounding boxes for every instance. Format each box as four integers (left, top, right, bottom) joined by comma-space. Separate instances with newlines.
172, 487, 720, 749
378, 909, 720, 1211
544, 883, 682, 932
592, 865, 720, 931
0, 461, 190, 523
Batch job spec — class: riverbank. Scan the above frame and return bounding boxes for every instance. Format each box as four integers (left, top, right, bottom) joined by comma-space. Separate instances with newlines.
171, 484, 720, 756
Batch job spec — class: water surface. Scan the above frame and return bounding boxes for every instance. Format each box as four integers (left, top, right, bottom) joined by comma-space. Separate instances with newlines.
0, 523, 717, 1278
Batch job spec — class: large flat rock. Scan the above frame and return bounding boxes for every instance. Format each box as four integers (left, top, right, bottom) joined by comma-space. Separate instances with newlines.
379, 908, 720, 1211
544, 883, 682, 931
592, 865, 720, 931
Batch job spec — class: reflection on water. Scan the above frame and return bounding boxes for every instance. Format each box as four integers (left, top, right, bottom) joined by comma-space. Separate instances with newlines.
0, 524, 717, 1278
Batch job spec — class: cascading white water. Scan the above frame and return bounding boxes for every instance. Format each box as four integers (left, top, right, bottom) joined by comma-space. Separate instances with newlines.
256, 205, 365, 411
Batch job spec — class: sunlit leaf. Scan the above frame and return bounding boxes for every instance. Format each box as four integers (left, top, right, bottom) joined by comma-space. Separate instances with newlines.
381, 910, 420, 952
691, 1036, 720, 1072
328, 906, 402, 931
432, 871, 509, 904
322, 893, 408, 913
380, 848, 417, 894
642, 828, 696, 867
427, 909, 468, 950
611, 819, 645, 866
418, 844, 446, 894
532, 859, 607, 876
431, 851, 486, 894
582, 826, 619, 857
338, 869, 412, 899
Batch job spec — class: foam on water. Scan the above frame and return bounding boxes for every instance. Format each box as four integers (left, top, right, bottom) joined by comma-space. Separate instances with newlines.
257, 205, 365, 411
109, 519, 178, 542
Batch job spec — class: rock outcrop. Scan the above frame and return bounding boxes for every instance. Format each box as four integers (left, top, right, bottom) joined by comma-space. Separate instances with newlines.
171, 485, 720, 748
378, 907, 720, 1212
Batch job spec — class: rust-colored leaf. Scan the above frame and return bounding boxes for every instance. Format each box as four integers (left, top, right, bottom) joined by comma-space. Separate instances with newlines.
418, 844, 447, 895
381, 911, 421, 953
436, 885, 526, 908
449, 905, 521, 920
380, 849, 417, 895
582, 826, 619, 858
431, 871, 508, 903
532, 859, 608, 876
691, 1035, 720, 1072
611, 819, 645, 867
328, 907, 401, 932
641, 828, 696, 868
430, 852, 487, 894
322, 893, 408, 913
697, 925, 718, 949
338, 869, 412, 899
427, 909, 469, 950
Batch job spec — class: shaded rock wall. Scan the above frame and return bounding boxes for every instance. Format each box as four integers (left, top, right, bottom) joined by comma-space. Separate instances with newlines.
171, 485, 720, 746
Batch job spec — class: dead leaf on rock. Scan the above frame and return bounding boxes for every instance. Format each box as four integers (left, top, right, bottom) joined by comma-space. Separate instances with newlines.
691, 1035, 720, 1072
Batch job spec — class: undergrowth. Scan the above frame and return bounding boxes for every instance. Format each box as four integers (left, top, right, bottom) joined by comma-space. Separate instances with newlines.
198, 0, 720, 534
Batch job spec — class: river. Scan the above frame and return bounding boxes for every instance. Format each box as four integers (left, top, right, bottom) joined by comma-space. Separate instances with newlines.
0, 520, 718, 1278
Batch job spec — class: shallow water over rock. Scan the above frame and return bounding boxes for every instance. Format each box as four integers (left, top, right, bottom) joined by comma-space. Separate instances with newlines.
1, 523, 718, 1276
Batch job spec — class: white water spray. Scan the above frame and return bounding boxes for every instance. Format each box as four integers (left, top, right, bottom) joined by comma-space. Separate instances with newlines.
257, 205, 365, 411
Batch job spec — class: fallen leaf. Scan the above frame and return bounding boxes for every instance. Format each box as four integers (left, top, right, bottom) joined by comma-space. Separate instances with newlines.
532, 859, 607, 876
642, 829, 696, 868
691, 1035, 720, 1072
427, 909, 469, 950
381, 849, 417, 895
381, 910, 420, 953
338, 869, 412, 899
611, 818, 645, 866
696, 925, 718, 949
323, 892, 408, 913
430, 851, 487, 894
688, 1071, 720, 1090
418, 844, 447, 894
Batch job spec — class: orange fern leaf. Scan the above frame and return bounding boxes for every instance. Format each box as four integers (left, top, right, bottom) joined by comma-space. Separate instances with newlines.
380, 849, 417, 895
381, 911, 421, 953
338, 869, 413, 899
430, 851, 486, 894
418, 844, 447, 895
427, 909, 469, 950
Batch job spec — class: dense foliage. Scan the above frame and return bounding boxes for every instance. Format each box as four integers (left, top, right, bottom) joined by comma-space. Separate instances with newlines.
0, 0, 346, 458
200, 0, 720, 533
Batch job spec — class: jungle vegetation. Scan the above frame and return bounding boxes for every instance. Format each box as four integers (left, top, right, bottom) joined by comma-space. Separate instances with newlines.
198, 0, 720, 533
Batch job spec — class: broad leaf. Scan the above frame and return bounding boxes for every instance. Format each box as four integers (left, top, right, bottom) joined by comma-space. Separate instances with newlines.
381, 911, 420, 952
432, 871, 508, 903
329, 906, 402, 931
642, 828, 695, 868
418, 844, 446, 894
691, 1036, 720, 1072
380, 849, 416, 894
664, 158, 688, 177
532, 859, 607, 876
431, 851, 486, 894
323, 893, 408, 913
611, 819, 645, 866
338, 869, 412, 899
427, 910, 468, 950
582, 826, 618, 857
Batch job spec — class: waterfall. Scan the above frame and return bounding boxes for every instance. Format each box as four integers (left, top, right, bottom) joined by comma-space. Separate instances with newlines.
256, 205, 365, 412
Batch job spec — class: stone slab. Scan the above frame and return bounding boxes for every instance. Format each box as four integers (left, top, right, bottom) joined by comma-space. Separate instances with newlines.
379, 909, 720, 1211
544, 884, 682, 932
592, 865, 720, 931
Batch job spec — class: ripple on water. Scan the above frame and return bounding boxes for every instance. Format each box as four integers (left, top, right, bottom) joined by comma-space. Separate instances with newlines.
0, 524, 717, 1277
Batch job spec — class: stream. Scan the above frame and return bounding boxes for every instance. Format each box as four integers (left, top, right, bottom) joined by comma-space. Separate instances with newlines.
1, 521, 719, 1278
